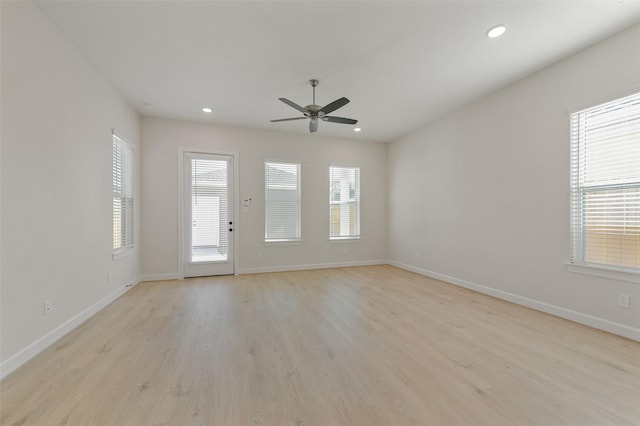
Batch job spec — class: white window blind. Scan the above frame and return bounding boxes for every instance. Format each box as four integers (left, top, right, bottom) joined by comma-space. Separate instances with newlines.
113, 133, 134, 251
570, 90, 640, 271
330, 165, 360, 239
265, 161, 301, 241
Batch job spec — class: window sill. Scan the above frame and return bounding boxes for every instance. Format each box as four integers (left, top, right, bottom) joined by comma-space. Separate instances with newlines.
329, 237, 361, 242
566, 261, 640, 284
264, 239, 303, 245
112, 248, 134, 261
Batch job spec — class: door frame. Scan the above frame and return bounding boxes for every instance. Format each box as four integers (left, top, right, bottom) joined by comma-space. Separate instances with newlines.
177, 147, 239, 279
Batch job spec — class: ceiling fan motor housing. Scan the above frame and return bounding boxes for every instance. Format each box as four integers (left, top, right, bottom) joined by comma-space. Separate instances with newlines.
305, 104, 323, 118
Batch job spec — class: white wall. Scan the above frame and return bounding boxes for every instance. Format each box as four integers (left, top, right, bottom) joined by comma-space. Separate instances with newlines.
1, 1, 140, 376
141, 117, 387, 278
388, 24, 640, 339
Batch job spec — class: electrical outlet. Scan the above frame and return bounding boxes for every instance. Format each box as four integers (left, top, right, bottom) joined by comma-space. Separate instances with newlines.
44, 300, 53, 315
618, 294, 630, 309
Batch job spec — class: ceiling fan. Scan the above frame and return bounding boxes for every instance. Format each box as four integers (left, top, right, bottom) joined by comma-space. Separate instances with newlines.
270, 79, 358, 133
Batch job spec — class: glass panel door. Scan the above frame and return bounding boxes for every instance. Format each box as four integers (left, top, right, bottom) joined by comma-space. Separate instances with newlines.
184, 153, 234, 277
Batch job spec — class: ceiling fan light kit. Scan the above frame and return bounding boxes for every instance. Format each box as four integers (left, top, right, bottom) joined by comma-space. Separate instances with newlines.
271, 79, 358, 133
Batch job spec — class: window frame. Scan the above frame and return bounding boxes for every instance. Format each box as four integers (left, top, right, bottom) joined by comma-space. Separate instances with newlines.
329, 163, 361, 241
264, 159, 302, 243
568, 88, 640, 283
112, 131, 134, 259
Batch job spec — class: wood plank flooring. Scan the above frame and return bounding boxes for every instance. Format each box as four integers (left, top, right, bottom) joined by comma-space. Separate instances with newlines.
1, 265, 639, 425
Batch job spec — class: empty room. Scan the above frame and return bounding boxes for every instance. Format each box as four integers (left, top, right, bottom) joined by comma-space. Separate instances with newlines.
1, 1, 639, 424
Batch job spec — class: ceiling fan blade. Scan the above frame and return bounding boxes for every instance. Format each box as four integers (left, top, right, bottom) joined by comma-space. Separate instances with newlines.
319, 97, 349, 114
322, 116, 358, 125
309, 119, 319, 133
270, 117, 308, 122
279, 98, 308, 114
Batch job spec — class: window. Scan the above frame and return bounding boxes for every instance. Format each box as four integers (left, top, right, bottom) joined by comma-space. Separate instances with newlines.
330, 165, 360, 239
112, 132, 134, 253
265, 161, 301, 241
570, 90, 640, 271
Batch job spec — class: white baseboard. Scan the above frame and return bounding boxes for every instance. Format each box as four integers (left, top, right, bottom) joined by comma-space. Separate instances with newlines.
140, 273, 179, 282
389, 261, 640, 342
139, 261, 388, 281
0, 278, 140, 380
239, 259, 388, 275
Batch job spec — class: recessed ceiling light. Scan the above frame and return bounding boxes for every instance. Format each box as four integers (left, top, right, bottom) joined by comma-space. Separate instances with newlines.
202, 107, 213, 113
486, 25, 506, 38
354, 127, 362, 132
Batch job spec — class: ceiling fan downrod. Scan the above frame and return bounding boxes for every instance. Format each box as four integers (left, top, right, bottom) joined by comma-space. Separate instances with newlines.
310, 79, 318, 106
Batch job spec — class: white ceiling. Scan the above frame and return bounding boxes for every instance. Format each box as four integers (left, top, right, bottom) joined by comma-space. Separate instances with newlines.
35, 1, 640, 143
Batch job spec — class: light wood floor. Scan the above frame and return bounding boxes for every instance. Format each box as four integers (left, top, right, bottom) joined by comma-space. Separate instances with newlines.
1, 265, 639, 425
